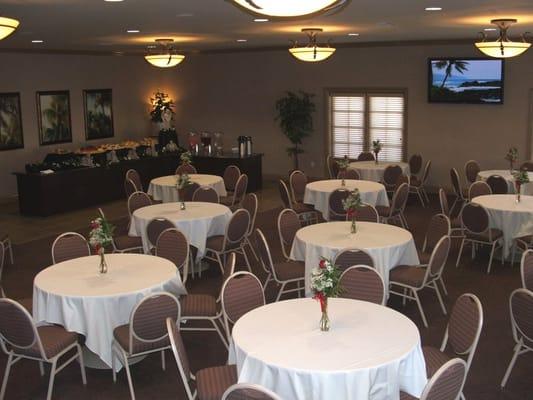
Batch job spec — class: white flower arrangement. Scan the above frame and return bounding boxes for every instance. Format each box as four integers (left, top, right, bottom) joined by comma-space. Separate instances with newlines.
89, 217, 114, 251
311, 258, 342, 300
176, 173, 192, 190
180, 151, 192, 165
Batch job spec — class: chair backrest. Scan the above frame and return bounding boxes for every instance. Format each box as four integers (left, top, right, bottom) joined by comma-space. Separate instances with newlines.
124, 178, 138, 199
420, 160, 432, 184
383, 165, 402, 186
351, 203, 379, 223
289, 170, 307, 203
192, 186, 219, 203
51, 232, 91, 264
232, 174, 248, 205
224, 209, 251, 248
420, 358, 467, 400
390, 182, 409, 215
278, 180, 292, 209
241, 193, 258, 236
130, 292, 179, 354
428, 235, 451, 279
126, 169, 143, 191
509, 288, 533, 347
156, 228, 189, 283
438, 188, 450, 217
166, 318, 195, 400
486, 175, 508, 194
175, 164, 197, 175
464, 160, 481, 184
146, 217, 174, 248
521, 250, 533, 291
395, 174, 410, 190
520, 161, 533, 171
328, 188, 350, 221
222, 383, 282, 400
255, 229, 276, 278
333, 248, 375, 272
128, 191, 152, 216
218, 252, 237, 301
181, 182, 201, 202
423, 214, 451, 254
450, 168, 463, 198
468, 181, 491, 200
223, 165, 241, 192
409, 154, 423, 175
0, 242, 4, 279
327, 155, 340, 179
358, 151, 375, 161
339, 265, 385, 305
338, 169, 360, 180
277, 208, 301, 260
0, 298, 41, 357
460, 203, 490, 235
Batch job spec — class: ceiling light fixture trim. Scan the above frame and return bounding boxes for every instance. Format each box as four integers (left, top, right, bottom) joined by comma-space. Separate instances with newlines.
228, 0, 350, 20
144, 39, 186, 68
0, 16, 20, 41
475, 19, 531, 58
289, 28, 336, 63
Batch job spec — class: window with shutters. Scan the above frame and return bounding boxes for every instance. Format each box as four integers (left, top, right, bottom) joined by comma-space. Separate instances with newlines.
328, 91, 406, 162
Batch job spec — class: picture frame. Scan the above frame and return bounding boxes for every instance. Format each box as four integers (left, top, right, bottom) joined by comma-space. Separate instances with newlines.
37, 90, 72, 145
0, 92, 24, 151
83, 89, 114, 140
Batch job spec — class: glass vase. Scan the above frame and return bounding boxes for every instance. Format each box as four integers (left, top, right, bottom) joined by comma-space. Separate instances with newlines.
350, 215, 357, 234
178, 189, 187, 210
510, 161, 514, 174
319, 298, 330, 332
516, 182, 521, 203
98, 248, 108, 274
375, 153, 379, 164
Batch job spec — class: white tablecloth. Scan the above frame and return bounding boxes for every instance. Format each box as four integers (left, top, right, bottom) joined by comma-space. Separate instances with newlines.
33, 254, 187, 370
290, 221, 419, 294
147, 174, 227, 203
477, 170, 533, 195
229, 298, 427, 400
348, 161, 410, 182
472, 195, 533, 258
304, 180, 389, 220
129, 202, 232, 256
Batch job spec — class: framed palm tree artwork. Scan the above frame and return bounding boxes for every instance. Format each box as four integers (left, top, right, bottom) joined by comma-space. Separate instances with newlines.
83, 89, 114, 140
0, 92, 24, 151
37, 90, 72, 145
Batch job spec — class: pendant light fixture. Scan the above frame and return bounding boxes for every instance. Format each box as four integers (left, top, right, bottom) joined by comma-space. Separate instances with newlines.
228, 0, 350, 19
144, 39, 185, 68
0, 16, 19, 40
289, 29, 335, 62
475, 19, 531, 58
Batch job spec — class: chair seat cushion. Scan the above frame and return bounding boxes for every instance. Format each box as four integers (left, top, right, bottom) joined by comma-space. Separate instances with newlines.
113, 324, 169, 355
293, 203, 316, 214
390, 265, 427, 287
375, 205, 390, 217
206, 236, 231, 252
19, 326, 77, 359
196, 364, 238, 400
423, 346, 451, 378
466, 228, 503, 242
180, 294, 217, 317
274, 261, 305, 281
114, 235, 143, 251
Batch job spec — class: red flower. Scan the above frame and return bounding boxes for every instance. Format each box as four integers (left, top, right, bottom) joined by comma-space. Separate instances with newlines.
313, 291, 327, 312
319, 259, 326, 269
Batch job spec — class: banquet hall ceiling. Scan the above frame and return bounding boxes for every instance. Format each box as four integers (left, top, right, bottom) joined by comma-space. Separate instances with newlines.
1, 0, 533, 54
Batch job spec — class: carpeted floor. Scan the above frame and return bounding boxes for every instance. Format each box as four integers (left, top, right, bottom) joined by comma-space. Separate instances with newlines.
1, 195, 532, 400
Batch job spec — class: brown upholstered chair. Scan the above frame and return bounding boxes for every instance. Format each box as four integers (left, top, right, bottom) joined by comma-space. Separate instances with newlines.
277, 208, 301, 261
146, 217, 174, 252
289, 170, 307, 203
166, 317, 237, 400
124, 178, 138, 200
438, 189, 463, 238
450, 168, 467, 214
419, 214, 451, 269
278, 180, 318, 225
520, 161, 533, 171
240, 193, 259, 261
520, 250, 533, 290
127, 191, 152, 218
126, 169, 143, 192
328, 188, 350, 221
51, 232, 91, 264
0, 282, 32, 314
192, 186, 219, 203
111, 292, 180, 399
179, 253, 236, 348
390, 236, 451, 327
464, 160, 480, 185
467, 181, 491, 201
222, 383, 282, 400
175, 164, 197, 175
221, 271, 265, 341
255, 229, 305, 301
327, 155, 341, 179
376, 182, 409, 228
221, 174, 248, 210
400, 358, 467, 400
350, 203, 379, 223
382, 165, 403, 194
339, 265, 385, 305
513, 234, 533, 265
98, 208, 143, 254
0, 233, 13, 266
156, 228, 190, 284
205, 209, 251, 273
486, 174, 508, 194
181, 182, 201, 202
410, 160, 431, 206
456, 202, 503, 274
333, 247, 375, 272
337, 169, 360, 180
223, 165, 241, 194
409, 154, 423, 177
0, 298, 87, 400
358, 151, 375, 161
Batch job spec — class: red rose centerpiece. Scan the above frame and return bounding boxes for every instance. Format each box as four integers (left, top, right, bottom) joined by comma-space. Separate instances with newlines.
505, 147, 518, 173
342, 189, 362, 234
336, 156, 350, 186
513, 169, 529, 203
176, 173, 192, 210
89, 216, 115, 274
311, 258, 342, 332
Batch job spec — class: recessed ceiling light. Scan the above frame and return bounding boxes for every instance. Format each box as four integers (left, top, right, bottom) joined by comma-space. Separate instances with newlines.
484, 27, 497, 31
236, 39, 247, 43
425, 7, 442, 11
31, 40, 43, 43
127, 29, 140, 33
348, 33, 359, 36
254, 18, 269, 22
176, 13, 194, 17
104, 0, 124, 2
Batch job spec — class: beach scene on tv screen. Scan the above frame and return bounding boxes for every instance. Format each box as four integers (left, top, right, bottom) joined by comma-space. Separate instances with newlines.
430, 59, 503, 103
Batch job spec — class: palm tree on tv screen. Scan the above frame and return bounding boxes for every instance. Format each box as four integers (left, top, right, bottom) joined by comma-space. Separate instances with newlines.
434, 60, 469, 88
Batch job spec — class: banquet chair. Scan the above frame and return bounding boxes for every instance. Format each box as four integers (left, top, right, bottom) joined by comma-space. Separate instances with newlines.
124, 178, 138, 199
419, 214, 451, 269
146, 217, 174, 253
326, 155, 341, 179
333, 248, 375, 272
501, 288, 533, 388
127, 191, 152, 218
456, 202, 503, 274
0, 233, 13, 265
175, 164, 197, 175
422, 293, 483, 396
221, 174, 248, 210
349, 203, 379, 223
410, 160, 431, 207
222, 383, 282, 400
486, 174, 508, 194
289, 170, 307, 203
468, 181, 491, 201
339, 266, 385, 305
166, 318, 237, 400
179, 253, 235, 348
0, 298, 87, 400
512, 235, 533, 266
0, 244, 32, 313
126, 169, 143, 192
464, 160, 481, 185
221, 271, 265, 341
438, 189, 463, 238
376, 183, 409, 229
277, 208, 301, 261
255, 229, 305, 302
390, 236, 451, 328
382, 165, 403, 195
520, 161, 533, 171
450, 168, 467, 214
181, 182, 201, 202
156, 228, 190, 285
520, 250, 533, 290
223, 165, 241, 195
409, 154, 423, 178
358, 151, 375, 161
111, 292, 180, 400
51, 232, 91, 264
400, 358, 467, 400
396, 174, 410, 190
192, 186, 219, 203
205, 209, 252, 273
328, 188, 350, 221
241, 193, 259, 261
337, 169, 360, 180
98, 208, 143, 254
278, 180, 318, 225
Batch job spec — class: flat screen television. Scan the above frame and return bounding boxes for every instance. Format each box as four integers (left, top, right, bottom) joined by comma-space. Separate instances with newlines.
428, 58, 504, 104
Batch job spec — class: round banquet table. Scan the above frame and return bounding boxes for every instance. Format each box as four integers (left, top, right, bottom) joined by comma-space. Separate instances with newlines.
348, 161, 410, 182
147, 174, 227, 203
304, 179, 389, 220
290, 221, 419, 295
477, 170, 533, 195
128, 202, 232, 256
230, 298, 427, 400
472, 194, 533, 258
33, 254, 187, 370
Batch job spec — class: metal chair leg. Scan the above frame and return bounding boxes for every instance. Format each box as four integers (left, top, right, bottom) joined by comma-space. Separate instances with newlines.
413, 289, 428, 328
432, 281, 447, 315
456, 238, 466, 267
0, 353, 13, 400
46, 359, 57, 400
487, 242, 497, 274
501, 343, 522, 388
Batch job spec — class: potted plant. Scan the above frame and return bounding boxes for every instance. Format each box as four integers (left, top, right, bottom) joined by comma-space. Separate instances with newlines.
275, 91, 316, 170
150, 91, 178, 148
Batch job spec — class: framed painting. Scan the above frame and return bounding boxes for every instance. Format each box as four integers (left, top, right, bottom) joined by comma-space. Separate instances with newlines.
37, 90, 72, 145
0, 92, 24, 151
84, 89, 114, 140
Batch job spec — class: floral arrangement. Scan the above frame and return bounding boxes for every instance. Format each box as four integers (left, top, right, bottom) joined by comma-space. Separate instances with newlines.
176, 173, 192, 190
505, 147, 519, 163
180, 151, 192, 165
150, 91, 174, 123
342, 189, 362, 233
336, 156, 350, 171
513, 169, 530, 185
311, 258, 342, 331
89, 217, 114, 252
372, 140, 382, 154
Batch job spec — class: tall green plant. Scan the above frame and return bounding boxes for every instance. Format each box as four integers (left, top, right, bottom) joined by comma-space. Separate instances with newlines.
150, 91, 174, 123
275, 91, 315, 170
